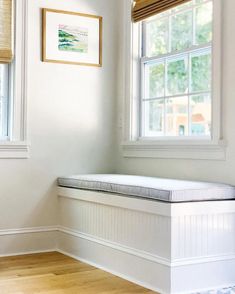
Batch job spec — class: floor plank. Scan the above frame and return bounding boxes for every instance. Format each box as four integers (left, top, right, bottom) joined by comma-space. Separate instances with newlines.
0, 252, 156, 294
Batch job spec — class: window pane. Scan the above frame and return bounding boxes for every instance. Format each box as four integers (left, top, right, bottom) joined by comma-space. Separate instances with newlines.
190, 94, 211, 136
167, 57, 188, 95
191, 51, 211, 92
146, 18, 168, 57
143, 99, 164, 136
166, 97, 188, 136
195, 2, 213, 45
194, 0, 208, 5
145, 63, 165, 98
171, 10, 193, 52
171, 1, 193, 13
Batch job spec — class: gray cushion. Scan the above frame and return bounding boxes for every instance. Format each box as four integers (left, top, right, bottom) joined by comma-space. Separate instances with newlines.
57, 174, 235, 203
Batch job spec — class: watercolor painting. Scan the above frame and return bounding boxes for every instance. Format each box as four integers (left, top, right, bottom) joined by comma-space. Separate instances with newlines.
42, 9, 102, 66
58, 24, 88, 53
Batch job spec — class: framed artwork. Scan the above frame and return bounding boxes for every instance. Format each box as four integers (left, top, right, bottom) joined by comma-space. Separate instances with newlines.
42, 8, 102, 67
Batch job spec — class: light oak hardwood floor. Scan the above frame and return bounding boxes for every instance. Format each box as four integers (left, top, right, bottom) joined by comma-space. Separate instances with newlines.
0, 252, 156, 294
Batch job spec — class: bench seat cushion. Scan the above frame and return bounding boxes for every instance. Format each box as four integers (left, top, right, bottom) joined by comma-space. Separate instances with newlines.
57, 174, 235, 203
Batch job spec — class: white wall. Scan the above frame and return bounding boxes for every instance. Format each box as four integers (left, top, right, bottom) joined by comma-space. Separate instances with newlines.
2, 0, 234, 254
0, 0, 118, 231
116, 0, 235, 186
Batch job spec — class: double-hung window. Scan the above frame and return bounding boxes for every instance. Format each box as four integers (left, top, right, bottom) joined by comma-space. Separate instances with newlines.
0, 0, 28, 158
140, 0, 213, 138
0, 0, 13, 141
122, 0, 223, 159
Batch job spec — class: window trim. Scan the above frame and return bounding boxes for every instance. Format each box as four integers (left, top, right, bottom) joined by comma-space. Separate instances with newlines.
121, 0, 225, 160
0, 64, 10, 139
0, 0, 29, 158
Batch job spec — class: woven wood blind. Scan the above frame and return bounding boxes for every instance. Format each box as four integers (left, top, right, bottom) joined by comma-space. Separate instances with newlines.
0, 0, 13, 63
133, 0, 191, 22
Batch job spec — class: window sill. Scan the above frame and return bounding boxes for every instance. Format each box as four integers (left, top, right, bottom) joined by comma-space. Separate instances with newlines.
121, 139, 226, 160
0, 141, 30, 159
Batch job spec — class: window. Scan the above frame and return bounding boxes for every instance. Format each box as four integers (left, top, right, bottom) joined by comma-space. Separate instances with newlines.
0, 0, 13, 141
0, 0, 29, 158
141, 0, 213, 138
122, 0, 224, 159
0, 64, 10, 139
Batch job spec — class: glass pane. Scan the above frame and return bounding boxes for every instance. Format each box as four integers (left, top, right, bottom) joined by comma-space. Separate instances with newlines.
190, 94, 211, 136
191, 51, 211, 92
194, 0, 208, 5
143, 99, 164, 136
171, 10, 193, 52
166, 97, 188, 136
146, 18, 168, 57
145, 63, 165, 98
195, 2, 213, 45
171, 1, 193, 13
147, 10, 170, 22
167, 57, 188, 95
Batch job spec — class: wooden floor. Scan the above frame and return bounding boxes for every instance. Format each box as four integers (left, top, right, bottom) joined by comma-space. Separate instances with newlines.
0, 252, 156, 294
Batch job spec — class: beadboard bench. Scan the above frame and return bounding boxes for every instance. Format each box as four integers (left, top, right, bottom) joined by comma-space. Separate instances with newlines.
57, 174, 235, 294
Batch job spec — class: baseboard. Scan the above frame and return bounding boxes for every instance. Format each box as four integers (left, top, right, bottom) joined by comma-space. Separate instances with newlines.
0, 226, 58, 257
57, 228, 235, 294
0, 226, 58, 236
1, 225, 234, 294
57, 230, 170, 293
0, 249, 56, 258
57, 247, 166, 293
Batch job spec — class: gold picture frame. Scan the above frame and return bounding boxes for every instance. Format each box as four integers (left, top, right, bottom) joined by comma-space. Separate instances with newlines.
42, 8, 102, 67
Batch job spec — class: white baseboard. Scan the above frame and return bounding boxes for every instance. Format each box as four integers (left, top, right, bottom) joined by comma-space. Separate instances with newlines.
0, 226, 58, 257
0, 226, 58, 236
59, 245, 235, 294
0, 249, 56, 258
57, 228, 235, 294
57, 247, 166, 293
57, 231, 168, 293
1, 225, 234, 294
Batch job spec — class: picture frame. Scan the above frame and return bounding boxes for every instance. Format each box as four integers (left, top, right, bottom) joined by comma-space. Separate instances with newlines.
42, 8, 102, 67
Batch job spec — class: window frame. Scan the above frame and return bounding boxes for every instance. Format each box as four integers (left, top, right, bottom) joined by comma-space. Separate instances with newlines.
0, 64, 10, 139
0, 0, 29, 158
121, 0, 225, 160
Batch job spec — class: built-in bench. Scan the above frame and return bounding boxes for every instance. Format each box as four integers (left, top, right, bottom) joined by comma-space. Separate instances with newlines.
57, 174, 235, 294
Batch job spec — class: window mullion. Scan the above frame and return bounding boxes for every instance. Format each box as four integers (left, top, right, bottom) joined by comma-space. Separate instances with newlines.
168, 14, 172, 53
164, 58, 168, 136
141, 42, 212, 64
163, 11, 172, 136
143, 90, 211, 101
188, 52, 191, 136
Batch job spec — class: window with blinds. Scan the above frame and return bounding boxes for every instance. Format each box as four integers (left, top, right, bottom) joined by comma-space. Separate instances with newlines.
136, 0, 213, 138
0, 0, 13, 139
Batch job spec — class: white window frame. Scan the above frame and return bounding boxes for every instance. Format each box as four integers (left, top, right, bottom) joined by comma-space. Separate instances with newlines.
0, 0, 29, 158
121, 0, 225, 160
0, 64, 10, 139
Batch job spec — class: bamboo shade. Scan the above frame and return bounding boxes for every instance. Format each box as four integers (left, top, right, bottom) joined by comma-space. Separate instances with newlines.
132, 0, 191, 22
0, 0, 13, 63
